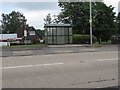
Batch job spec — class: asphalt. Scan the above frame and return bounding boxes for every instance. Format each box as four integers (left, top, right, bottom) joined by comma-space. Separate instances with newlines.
2, 50, 118, 88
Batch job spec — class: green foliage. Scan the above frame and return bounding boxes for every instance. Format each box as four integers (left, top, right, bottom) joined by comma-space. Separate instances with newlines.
111, 35, 118, 44
2, 44, 46, 48
44, 13, 52, 24
73, 34, 97, 44
93, 3, 117, 43
58, 2, 90, 34
57, 2, 117, 43
117, 12, 120, 34
1, 11, 27, 34
36, 29, 45, 37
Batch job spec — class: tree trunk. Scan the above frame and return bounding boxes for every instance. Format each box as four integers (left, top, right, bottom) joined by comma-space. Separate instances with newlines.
98, 37, 101, 44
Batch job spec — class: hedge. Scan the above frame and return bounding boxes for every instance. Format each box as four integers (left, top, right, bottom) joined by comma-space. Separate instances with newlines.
73, 34, 97, 44
111, 35, 119, 44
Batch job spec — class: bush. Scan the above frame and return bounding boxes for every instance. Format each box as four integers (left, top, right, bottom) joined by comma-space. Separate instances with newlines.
73, 34, 97, 44
111, 35, 118, 44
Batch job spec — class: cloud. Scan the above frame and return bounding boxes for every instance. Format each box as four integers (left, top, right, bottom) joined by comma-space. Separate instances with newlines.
1, 2, 61, 28
119, 1, 120, 12
1, 0, 58, 2
104, 0, 119, 14
1, 2, 60, 11
24, 10, 60, 29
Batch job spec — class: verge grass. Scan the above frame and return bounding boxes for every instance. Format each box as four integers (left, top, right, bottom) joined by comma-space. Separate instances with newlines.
1, 44, 46, 48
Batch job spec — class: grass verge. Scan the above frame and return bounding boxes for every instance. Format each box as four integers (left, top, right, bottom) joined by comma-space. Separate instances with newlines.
1, 44, 46, 48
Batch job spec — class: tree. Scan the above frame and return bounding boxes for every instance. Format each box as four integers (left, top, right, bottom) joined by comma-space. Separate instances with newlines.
44, 13, 52, 24
37, 29, 45, 37
58, 2, 90, 34
93, 3, 116, 43
1, 11, 27, 34
0, 26, 2, 34
117, 12, 120, 34
57, 2, 117, 43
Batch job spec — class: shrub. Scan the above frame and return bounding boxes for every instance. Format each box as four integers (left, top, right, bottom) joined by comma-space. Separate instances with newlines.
111, 35, 118, 44
73, 34, 97, 44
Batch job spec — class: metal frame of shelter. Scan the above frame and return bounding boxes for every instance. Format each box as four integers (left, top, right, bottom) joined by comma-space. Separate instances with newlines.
44, 24, 72, 45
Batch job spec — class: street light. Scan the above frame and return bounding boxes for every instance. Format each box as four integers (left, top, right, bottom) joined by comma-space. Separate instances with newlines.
89, 0, 92, 45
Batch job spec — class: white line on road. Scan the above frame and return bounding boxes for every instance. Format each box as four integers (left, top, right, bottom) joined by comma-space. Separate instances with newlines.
97, 58, 119, 62
1, 63, 64, 69
1, 58, 119, 69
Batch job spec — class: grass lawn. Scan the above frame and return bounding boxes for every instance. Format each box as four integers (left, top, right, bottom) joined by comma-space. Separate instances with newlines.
95, 40, 111, 44
1, 44, 46, 48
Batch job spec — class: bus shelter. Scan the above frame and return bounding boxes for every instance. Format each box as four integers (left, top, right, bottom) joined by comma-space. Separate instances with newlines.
44, 24, 72, 45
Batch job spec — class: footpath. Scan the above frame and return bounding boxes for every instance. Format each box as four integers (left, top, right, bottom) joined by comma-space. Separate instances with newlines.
1, 44, 118, 51
1, 44, 118, 57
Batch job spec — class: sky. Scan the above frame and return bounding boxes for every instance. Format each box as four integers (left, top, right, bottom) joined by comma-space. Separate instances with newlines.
0, 0, 120, 30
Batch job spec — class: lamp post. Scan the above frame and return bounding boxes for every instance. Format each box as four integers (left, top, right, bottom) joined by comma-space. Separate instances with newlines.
90, 0, 93, 45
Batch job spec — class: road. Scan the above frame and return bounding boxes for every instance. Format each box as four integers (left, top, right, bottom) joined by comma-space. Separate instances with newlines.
2, 46, 119, 88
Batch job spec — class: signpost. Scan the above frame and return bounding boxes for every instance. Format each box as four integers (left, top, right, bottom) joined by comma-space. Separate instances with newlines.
24, 30, 27, 45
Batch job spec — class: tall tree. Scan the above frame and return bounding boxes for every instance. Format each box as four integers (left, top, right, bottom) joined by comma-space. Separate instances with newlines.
57, 2, 116, 43
93, 3, 116, 43
117, 12, 120, 34
1, 11, 27, 34
37, 29, 45, 37
58, 2, 90, 34
44, 13, 52, 24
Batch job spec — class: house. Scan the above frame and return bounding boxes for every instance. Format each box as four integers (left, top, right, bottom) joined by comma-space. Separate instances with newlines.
21, 27, 43, 44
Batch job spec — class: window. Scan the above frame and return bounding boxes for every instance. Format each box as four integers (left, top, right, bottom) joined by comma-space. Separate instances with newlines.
29, 31, 35, 35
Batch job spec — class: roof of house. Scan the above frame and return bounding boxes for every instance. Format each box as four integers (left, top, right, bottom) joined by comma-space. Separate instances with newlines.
22, 26, 43, 39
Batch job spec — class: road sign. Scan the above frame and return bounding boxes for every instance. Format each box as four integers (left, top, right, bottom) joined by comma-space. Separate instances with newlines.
24, 30, 27, 37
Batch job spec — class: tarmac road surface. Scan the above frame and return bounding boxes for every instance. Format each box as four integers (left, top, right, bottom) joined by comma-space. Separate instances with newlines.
2, 49, 119, 88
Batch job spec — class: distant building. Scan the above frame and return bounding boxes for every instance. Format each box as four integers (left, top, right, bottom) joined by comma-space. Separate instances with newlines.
0, 34, 21, 46
21, 27, 43, 44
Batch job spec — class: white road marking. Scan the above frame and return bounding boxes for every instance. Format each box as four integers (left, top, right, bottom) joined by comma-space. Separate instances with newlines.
1, 58, 119, 69
1, 63, 64, 69
97, 58, 119, 62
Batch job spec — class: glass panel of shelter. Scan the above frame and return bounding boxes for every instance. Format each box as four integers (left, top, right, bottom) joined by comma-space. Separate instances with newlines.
56, 27, 65, 44
45, 26, 72, 45
52, 27, 57, 44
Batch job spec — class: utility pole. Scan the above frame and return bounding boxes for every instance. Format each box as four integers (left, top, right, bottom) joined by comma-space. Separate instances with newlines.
90, 0, 93, 45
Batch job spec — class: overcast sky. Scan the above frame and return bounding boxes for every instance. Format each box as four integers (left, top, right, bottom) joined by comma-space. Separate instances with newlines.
0, 0, 119, 29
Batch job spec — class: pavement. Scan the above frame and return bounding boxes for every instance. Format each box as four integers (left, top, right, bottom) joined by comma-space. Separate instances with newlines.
1, 44, 118, 57
48, 44, 118, 48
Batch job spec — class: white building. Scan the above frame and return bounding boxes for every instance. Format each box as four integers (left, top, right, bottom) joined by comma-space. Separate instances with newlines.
0, 34, 17, 46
